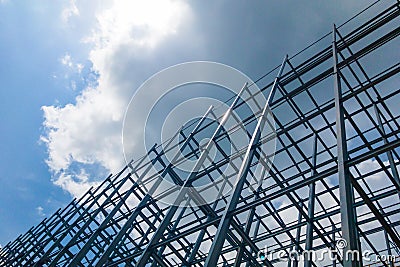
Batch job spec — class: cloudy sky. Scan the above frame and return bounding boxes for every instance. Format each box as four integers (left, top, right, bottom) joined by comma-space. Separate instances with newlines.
0, 0, 374, 246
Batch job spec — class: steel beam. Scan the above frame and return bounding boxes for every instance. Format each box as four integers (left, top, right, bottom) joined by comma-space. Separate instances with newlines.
95, 106, 214, 266
135, 83, 249, 267
203, 56, 287, 267
332, 24, 361, 267
304, 134, 317, 267
374, 103, 400, 199
3, 3, 400, 266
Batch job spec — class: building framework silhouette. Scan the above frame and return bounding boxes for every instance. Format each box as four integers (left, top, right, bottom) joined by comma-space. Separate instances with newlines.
1, 1, 400, 266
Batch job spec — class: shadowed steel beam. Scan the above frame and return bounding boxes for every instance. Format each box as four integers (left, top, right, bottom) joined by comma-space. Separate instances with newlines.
68, 183, 139, 266
294, 202, 303, 267
384, 229, 395, 267
332, 225, 337, 267
289, 202, 303, 267
150, 197, 191, 267
135, 83, 249, 267
349, 173, 400, 248
233, 164, 267, 267
47, 173, 134, 267
332, 24, 360, 267
15, 207, 67, 266
374, 103, 400, 199
204, 56, 287, 267
95, 105, 214, 267
33, 166, 127, 267
184, 165, 231, 265
71, 107, 214, 266
3, 4, 400, 266
304, 134, 318, 267
245, 209, 262, 267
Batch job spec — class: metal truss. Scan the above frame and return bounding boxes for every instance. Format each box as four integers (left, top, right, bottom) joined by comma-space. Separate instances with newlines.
1, 1, 400, 266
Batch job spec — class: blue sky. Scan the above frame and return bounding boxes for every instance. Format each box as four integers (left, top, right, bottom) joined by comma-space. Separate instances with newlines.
0, 0, 375, 246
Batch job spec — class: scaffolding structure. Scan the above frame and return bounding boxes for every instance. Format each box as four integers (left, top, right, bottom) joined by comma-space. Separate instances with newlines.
1, 1, 400, 266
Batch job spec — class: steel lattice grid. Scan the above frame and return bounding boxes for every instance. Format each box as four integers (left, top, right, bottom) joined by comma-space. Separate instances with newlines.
0, 1, 399, 266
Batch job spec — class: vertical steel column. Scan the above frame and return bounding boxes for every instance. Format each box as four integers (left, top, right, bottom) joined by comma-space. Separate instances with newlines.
204, 56, 287, 267
96, 104, 216, 267
135, 83, 249, 267
291, 202, 303, 267
332, 24, 360, 267
245, 214, 262, 267
304, 134, 318, 267
332, 225, 337, 267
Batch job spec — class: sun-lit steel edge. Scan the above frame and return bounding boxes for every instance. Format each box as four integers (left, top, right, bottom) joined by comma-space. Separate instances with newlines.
1, 1, 400, 266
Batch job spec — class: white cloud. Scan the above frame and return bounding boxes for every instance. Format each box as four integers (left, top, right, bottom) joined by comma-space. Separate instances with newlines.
42, 85, 123, 172
36, 206, 45, 217
42, 0, 192, 198
58, 53, 87, 91
53, 170, 100, 199
60, 53, 83, 72
62, 0, 79, 23
76, 63, 84, 73
86, 0, 190, 49
60, 53, 73, 68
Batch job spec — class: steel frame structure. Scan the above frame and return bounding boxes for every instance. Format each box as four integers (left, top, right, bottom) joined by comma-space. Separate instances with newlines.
1, 1, 400, 266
